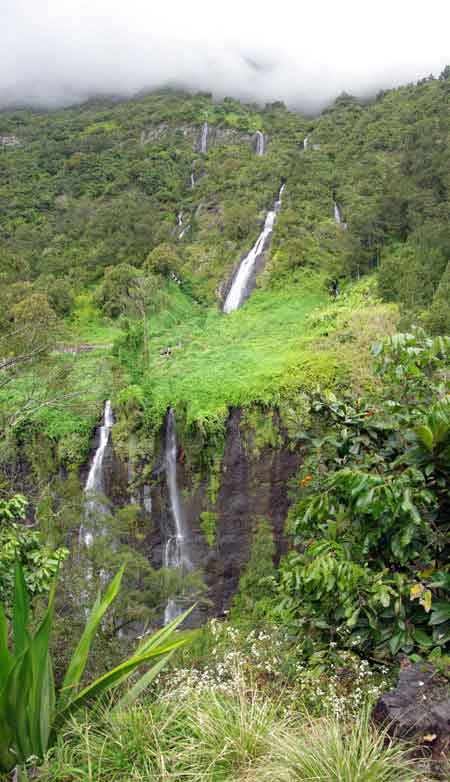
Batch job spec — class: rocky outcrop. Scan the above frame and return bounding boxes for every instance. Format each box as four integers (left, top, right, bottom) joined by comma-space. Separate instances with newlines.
101, 407, 303, 619
373, 663, 450, 776
0, 135, 19, 146
139, 123, 257, 152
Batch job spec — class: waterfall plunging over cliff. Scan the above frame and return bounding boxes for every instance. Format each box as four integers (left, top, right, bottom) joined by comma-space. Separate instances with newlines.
255, 131, 265, 156
223, 183, 285, 314
81, 400, 113, 546
200, 121, 209, 153
334, 200, 342, 224
303, 135, 309, 150
164, 408, 192, 623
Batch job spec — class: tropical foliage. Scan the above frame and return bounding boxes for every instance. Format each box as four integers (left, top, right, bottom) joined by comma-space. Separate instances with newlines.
0, 562, 190, 777
277, 331, 450, 659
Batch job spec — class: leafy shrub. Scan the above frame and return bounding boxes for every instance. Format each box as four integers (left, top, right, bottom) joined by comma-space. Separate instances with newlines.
277, 331, 450, 660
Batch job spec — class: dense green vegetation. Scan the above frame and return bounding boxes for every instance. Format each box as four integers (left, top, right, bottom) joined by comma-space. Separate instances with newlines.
0, 72, 449, 779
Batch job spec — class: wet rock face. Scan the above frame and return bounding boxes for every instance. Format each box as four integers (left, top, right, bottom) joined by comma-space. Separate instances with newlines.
211, 408, 298, 613
102, 406, 303, 619
147, 408, 303, 616
139, 123, 256, 151
373, 663, 450, 774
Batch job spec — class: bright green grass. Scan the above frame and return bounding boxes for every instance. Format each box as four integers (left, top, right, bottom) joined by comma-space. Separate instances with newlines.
129, 272, 341, 429
65, 291, 121, 345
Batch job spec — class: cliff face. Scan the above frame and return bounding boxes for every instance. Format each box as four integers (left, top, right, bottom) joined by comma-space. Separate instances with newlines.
102, 406, 304, 616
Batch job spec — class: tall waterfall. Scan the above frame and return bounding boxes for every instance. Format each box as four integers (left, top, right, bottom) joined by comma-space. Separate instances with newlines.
81, 400, 113, 546
164, 408, 191, 623
223, 183, 285, 314
334, 200, 342, 224
176, 211, 183, 227
255, 131, 265, 156
191, 171, 196, 189
200, 121, 209, 153
303, 135, 309, 151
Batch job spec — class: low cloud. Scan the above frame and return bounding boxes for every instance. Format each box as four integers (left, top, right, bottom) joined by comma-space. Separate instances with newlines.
2, 0, 449, 112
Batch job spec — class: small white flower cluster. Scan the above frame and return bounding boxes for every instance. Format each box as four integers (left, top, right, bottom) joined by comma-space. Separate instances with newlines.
156, 620, 392, 720
158, 621, 287, 700
287, 654, 391, 720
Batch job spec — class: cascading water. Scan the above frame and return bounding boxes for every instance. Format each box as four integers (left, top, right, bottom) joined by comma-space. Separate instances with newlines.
163, 408, 192, 623
223, 183, 285, 314
190, 171, 196, 189
176, 211, 183, 227
200, 121, 209, 153
334, 200, 342, 224
255, 130, 265, 156
303, 135, 309, 150
80, 400, 113, 546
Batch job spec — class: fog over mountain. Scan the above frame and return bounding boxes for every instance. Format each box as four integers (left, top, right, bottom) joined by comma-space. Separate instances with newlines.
2, 0, 450, 111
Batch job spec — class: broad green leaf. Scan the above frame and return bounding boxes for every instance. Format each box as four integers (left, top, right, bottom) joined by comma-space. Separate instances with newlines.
429, 602, 450, 626
54, 637, 188, 734
113, 650, 175, 713
416, 425, 434, 452
28, 576, 57, 756
413, 628, 434, 647
389, 631, 404, 656
134, 605, 194, 656
13, 562, 30, 657
0, 605, 13, 681
60, 564, 125, 704
7, 650, 33, 762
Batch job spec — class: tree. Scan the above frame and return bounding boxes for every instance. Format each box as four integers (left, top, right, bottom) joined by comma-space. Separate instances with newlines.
144, 243, 181, 278
124, 274, 165, 364
95, 263, 139, 318
0, 291, 79, 438
426, 262, 450, 335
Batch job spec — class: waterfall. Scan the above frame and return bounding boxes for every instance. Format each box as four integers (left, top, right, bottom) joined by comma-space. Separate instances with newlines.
255, 130, 265, 156
81, 400, 113, 546
200, 121, 209, 153
176, 211, 183, 227
164, 408, 191, 623
191, 171, 196, 189
223, 183, 285, 314
303, 135, 309, 151
334, 200, 342, 225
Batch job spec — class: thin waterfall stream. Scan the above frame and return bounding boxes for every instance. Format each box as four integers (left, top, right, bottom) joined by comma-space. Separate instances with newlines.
80, 400, 113, 546
223, 183, 285, 313
255, 130, 265, 156
334, 200, 342, 224
200, 121, 209, 153
164, 408, 192, 623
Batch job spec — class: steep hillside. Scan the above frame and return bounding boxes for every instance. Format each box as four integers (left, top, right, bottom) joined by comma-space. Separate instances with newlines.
0, 74, 449, 648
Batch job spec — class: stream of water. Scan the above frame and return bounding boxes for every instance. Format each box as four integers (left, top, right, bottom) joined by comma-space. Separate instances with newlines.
255, 130, 265, 156
164, 408, 192, 623
200, 121, 209, 153
334, 200, 342, 224
223, 183, 285, 313
80, 400, 113, 546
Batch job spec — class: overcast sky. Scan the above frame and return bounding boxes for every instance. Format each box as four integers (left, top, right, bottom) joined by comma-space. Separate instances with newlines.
2, 0, 450, 112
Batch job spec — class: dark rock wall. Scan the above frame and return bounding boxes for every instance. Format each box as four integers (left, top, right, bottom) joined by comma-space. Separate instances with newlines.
104, 407, 303, 616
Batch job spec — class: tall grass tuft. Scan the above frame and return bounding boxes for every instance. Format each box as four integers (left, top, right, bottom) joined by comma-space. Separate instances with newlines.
174, 682, 282, 780
246, 709, 420, 782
